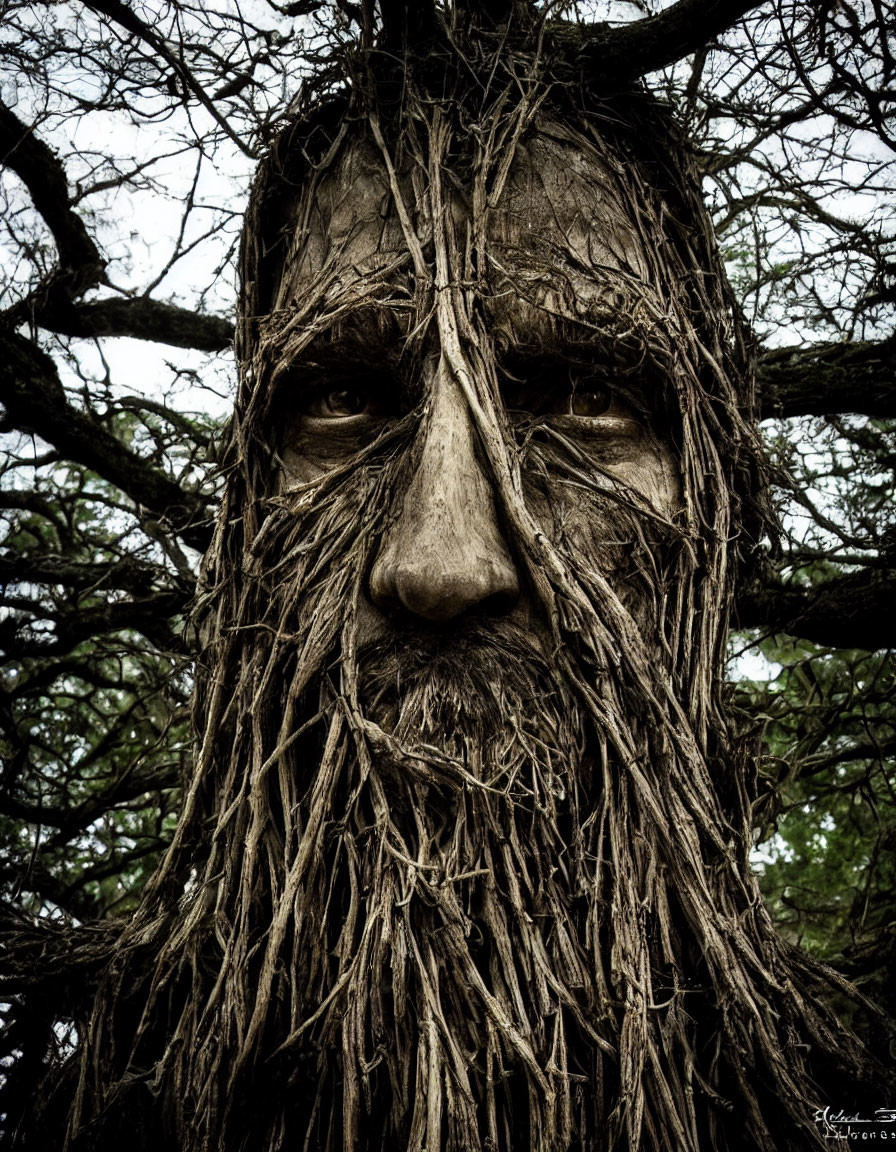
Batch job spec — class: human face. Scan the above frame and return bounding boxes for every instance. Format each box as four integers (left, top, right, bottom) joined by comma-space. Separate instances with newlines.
270, 126, 681, 641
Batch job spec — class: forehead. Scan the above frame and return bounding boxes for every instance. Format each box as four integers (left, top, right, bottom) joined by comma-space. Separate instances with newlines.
489, 127, 653, 281
273, 121, 669, 343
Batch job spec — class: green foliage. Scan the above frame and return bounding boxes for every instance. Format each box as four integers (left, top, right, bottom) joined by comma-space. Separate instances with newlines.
741, 636, 895, 960
729, 407, 896, 988
0, 403, 212, 921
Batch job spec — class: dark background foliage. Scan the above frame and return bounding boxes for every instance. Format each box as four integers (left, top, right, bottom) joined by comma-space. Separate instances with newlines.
1, 0, 894, 1072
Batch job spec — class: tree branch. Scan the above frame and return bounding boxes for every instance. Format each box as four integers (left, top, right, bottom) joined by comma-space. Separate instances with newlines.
83, 0, 257, 158
1, 99, 233, 352
0, 332, 211, 551
756, 336, 896, 419
0, 762, 180, 834
34, 296, 233, 352
0, 100, 105, 295
0, 553, 190, 600
569, 0, 771, 86
0, 590, 187, 658
736, 566, 896, 650
0, 910, 120, 995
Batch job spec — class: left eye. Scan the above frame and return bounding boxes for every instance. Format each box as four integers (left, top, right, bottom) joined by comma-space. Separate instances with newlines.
306, 387, 379, 419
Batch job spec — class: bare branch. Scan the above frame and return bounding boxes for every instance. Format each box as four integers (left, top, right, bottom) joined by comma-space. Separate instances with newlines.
0, 99, 105, 293
757, 336, 896, 419
569, 0, 773, 85
736, 566, 896, 649
0, 332, 212, 550
34, 296, 234, 352
82, 0, 258, 158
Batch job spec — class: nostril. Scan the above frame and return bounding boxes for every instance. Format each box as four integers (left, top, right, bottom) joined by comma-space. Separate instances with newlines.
479, 588, 518, 616
368, 559, 397, 614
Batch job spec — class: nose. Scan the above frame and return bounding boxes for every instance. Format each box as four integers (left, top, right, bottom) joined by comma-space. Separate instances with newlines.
369, 366, 520, 622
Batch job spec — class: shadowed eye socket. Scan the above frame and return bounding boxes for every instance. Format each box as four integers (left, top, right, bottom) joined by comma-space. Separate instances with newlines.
298, 374, 399, 422
306, 387, 381, 419
501, 363, 639, 424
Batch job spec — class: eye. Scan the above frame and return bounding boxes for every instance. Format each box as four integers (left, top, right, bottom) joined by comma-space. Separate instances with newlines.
305, 386, 381, 420
500, 360, 635, 424
553, 378, 637, 424
564, 385, 613, 417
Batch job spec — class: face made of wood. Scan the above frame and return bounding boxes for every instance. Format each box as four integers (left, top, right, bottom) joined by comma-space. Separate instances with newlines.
268, 126, 682, 647
166, 126, 795, 1152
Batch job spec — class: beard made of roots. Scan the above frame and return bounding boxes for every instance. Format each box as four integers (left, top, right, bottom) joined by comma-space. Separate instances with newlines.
232, 631, 660, 1152
177, 627, 770, 1150
70, 453, 873, 1152
196, 619, 809, 1152
205, 512, 760, 1150
301, 641, 601, 1152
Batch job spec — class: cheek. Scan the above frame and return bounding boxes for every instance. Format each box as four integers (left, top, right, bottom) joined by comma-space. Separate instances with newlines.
521, 439, 680, 617
603, 440, 681, 519
279, 446, 322, 488
273, 412, 322, 489
276, 418, 379, 489
522, 438, 681, 551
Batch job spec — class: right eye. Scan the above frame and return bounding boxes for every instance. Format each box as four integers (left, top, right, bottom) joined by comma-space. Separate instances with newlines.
305, 387, 381, 419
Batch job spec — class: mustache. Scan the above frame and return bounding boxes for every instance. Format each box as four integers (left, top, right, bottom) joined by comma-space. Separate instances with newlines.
349, 612, 591, 806
353, 614, 562, 728
355, 612, 551, 677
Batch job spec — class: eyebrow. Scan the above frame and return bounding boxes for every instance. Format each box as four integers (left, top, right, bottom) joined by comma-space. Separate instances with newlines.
268, 276, 676, 400
495, 307, 676, 384
269, 304, 409, 383
484, 257, 677, 356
